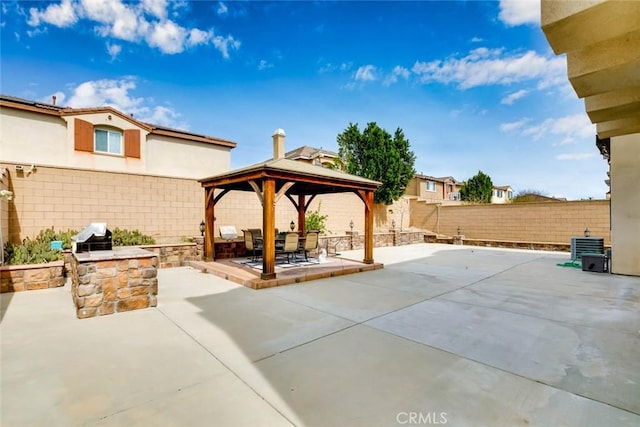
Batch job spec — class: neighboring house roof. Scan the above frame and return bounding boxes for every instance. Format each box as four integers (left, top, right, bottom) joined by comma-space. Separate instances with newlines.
493, 185, 512, 191
0, 94, 236, 149
285, 145, 339, 161
414, 174, 461, 184
515, 193, 566, 202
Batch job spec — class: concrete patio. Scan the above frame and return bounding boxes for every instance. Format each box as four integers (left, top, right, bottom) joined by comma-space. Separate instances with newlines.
1, 243, 639, 426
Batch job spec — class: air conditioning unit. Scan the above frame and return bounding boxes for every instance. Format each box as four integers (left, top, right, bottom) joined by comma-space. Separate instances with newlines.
571, 237, 604, 260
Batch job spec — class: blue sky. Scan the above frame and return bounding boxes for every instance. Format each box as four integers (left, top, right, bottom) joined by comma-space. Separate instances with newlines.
1, 0, 608, 200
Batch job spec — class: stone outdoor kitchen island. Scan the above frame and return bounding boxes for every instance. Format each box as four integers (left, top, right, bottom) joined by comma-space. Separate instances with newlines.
71, 247, 158, 319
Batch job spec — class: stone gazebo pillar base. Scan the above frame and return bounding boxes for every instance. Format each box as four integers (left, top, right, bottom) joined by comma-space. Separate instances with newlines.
71, 247, 158, 319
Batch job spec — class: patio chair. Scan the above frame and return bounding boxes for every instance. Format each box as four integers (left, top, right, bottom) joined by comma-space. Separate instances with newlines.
277, 232, 299, 264
243, 229, 262, 262
299, 231, 319, 261
248, 228, 262, 239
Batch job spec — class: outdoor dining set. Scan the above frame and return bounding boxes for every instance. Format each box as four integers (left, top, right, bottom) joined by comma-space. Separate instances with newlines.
242, 228, 319, 264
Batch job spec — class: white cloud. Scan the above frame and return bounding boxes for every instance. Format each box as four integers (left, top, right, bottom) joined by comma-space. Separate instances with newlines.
25, 0, 240, 58
28, 0, 77, 27
383, 66, 410, 86
556, 153, 596, 161
216, 2, 228, 16
64, 78, 186, 128
147, 20, 187, 53
412, 47, 566, 90
503, 114, 596, 153
319, 62, 352, 74
141, 0, 167, 20
143, 105, 185, 128
212, 34, 240, 59
354, 65, 377, 82
82, 0, 142, 41
498, 0, 540, 27
68, 78, 142, 110
500, 118, 530, 132
470, 36, 483, 43
42, 91, 66, 106
186, 28, 211, 47
501, 89, 528, 105
106, 42, 122, 60
521, 113, 595, 141
258, 59, 273, 70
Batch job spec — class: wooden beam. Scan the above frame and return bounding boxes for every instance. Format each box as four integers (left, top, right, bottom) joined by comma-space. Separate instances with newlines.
275, 182, 295, 203
304, 194, 318, 211
213, 188, 231, 204
248, 180, 264, 206
204, 187, 215, 261
285, 193, 299, 210
261, 178, 276, 280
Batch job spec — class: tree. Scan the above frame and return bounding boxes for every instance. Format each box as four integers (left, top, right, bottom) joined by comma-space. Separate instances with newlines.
337, 122, 416, 204
460, 170, 493, 203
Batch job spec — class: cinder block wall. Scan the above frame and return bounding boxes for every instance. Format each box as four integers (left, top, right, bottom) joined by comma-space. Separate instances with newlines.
5, 163, 610, 247
411, 199, 611, 245
3, 164, 375, 243
4, 164, 204, 243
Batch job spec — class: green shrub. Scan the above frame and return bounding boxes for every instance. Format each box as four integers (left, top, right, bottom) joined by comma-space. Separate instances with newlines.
111, 228, 155, 246
2, 227, 155, 265
3, 227, 77, 265
305, 202, 328, 235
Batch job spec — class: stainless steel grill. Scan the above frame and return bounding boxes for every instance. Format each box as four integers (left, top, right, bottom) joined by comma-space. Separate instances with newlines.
73, 223, 112, 252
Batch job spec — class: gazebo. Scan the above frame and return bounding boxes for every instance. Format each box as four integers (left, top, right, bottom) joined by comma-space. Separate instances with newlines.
199, 129, 381, 280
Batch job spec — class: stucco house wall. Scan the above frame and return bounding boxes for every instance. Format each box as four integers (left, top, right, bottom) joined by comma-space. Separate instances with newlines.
0, 100, 232, 181
610, 133, 640, 275
0, 107, 69, 166
146, 135, 229, 179
0, 95, 235, 243
406, 176, 462, 204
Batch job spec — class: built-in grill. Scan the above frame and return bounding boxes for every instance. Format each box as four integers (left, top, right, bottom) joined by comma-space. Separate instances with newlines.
73, 223, 112, 252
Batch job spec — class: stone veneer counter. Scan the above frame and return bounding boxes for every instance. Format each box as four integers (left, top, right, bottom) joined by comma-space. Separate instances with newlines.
71, 247, 158, 319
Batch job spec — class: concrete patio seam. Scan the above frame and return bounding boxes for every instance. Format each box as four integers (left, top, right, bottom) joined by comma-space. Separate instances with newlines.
155, 306, 296, 426
94, 378, 214, 422
438, 294, 640, 337
251, 322, 359, 364
332, 256, 550, 327
359, 322, 640, 417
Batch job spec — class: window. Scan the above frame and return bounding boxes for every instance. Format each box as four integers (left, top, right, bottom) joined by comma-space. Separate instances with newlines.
496, 189, 504, 198
95, 128, 123, 155
74, 118, 140, 158
507, 191, 513, 199
426, 181, 436, 192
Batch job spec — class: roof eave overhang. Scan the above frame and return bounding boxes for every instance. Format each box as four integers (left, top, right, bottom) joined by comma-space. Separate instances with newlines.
200, 166, 380, 194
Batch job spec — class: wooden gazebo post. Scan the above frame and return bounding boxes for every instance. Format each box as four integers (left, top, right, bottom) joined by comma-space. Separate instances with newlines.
363, 190, 374, 264
204, 187, 215, 261
261, 178, 276, 279
297, 194, 306, 235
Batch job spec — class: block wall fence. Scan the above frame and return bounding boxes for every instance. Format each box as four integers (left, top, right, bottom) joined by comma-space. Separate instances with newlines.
410, 199, 611, 245
1, 163, 610, 247
1, 164, 376, 244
